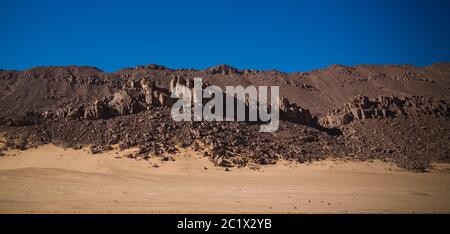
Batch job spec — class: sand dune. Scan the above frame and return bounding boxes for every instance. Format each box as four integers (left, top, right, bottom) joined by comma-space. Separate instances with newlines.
0, 144, 450, 213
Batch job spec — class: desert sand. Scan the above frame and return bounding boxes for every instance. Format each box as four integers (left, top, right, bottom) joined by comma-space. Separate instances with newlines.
1, 144, 450, 213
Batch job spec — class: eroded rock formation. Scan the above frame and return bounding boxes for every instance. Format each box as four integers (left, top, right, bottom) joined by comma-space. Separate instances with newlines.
321, 95, 449, 127
1, 64, 449, 171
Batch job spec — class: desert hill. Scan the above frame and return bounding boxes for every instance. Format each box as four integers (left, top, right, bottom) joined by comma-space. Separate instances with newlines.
0, 63, 449, 171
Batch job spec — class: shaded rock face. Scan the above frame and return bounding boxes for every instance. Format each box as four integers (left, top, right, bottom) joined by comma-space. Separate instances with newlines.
108, 91, 142, 116
321, 95, 449, 127
84, 99, 111, 120
0, 64, 449, 172
0, 111, 41, 126
279, 97, 318, 127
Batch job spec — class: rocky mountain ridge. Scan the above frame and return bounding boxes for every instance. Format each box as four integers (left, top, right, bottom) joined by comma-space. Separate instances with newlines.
0, 63, 449, 171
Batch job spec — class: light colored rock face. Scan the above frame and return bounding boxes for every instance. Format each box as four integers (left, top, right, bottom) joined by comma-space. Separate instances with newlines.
84, 99, 110, 120
350, 108, 364, 120
158, 93, 166, 107
108, 91, 141, 116
170, 75, 189, 96
321, 95, 450, 127
140, 78, 155, 107
135, 77, 173, 108
169, 76, 177, 94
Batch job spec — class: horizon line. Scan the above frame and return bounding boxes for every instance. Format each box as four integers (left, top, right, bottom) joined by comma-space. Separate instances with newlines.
1, 61, 449, 74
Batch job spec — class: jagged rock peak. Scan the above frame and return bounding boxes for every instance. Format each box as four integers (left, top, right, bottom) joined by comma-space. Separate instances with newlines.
205, 64, 241, 75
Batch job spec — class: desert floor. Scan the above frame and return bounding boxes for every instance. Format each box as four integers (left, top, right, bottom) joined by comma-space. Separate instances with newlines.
0, 144, 450, 213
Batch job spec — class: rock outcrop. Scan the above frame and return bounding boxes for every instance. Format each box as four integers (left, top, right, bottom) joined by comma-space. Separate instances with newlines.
279, 97, 318, 127
321, 95, 449, 127
108, 91, 143, 115
83, 99, 111, 120
40, 77, 174, 121
205, 64, 241, 75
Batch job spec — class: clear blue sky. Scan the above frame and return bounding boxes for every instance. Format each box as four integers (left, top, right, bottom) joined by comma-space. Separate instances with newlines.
1, 0, 449, 72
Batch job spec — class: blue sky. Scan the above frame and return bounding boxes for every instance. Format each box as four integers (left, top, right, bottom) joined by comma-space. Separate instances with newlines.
1, 0, 449, 72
